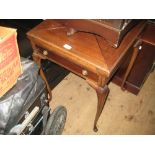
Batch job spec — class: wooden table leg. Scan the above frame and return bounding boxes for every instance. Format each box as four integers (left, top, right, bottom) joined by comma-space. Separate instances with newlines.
121, 40, 142, 90
33, 52, 52, 101
87, 80, 109, 132
30, 41, 52, 101
94, 85, 109, 132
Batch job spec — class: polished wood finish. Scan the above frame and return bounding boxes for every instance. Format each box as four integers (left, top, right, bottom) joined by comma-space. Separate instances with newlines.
121, 40, 142, 90
87, 80, 109, 132
112, 22, 155, 95
141, 22, 155, 46
36, 46, 99, 82
58, 19, 140, 48
30, 39, 52, 101
27, 20, 146, 131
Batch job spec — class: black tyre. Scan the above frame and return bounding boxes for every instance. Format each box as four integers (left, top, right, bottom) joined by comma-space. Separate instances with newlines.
45, 106, 67, 135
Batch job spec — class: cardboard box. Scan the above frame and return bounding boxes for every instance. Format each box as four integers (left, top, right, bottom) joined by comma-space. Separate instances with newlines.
0, 26, 22, 98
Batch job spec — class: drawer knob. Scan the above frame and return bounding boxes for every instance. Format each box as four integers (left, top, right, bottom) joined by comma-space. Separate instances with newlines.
43, 50, 48, 56
82, 70, 88, 76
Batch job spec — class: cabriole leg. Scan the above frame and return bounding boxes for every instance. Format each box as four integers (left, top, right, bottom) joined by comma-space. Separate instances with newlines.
93, 85, 109, 132
87, 80, 109, 132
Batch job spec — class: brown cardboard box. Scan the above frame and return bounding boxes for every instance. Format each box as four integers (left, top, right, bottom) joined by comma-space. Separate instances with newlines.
0, 26, 22, 98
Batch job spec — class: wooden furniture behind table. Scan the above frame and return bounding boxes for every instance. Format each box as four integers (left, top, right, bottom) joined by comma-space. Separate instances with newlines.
27, 20, 146, 132
58, 19, 139, 48
112, 21, 155, 95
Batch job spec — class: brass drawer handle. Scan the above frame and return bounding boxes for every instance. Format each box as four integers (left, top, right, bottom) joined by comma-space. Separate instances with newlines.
43, 50, 48, 56
82, 69, 88, 76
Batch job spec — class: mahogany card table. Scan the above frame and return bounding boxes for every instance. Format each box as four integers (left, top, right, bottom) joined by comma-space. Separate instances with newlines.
27, 20, 146, 131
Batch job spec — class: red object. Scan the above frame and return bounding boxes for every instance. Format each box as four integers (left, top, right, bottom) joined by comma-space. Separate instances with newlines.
0, 26, 22, 98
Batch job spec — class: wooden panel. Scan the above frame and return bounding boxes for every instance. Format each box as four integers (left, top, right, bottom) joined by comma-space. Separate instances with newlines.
112, 23, 155, 95
58, 19, 140, 48
127, 43, 155, 87
27, 20, 146, 77
37, 46, 98, 82
112, 43, 155, 94
141, 22, 155, 46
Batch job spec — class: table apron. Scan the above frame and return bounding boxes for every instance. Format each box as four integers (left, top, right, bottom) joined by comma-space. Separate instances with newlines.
36, 46, 100, 83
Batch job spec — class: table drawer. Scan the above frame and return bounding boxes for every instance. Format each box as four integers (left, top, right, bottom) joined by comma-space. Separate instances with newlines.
36, 47, 98, 82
